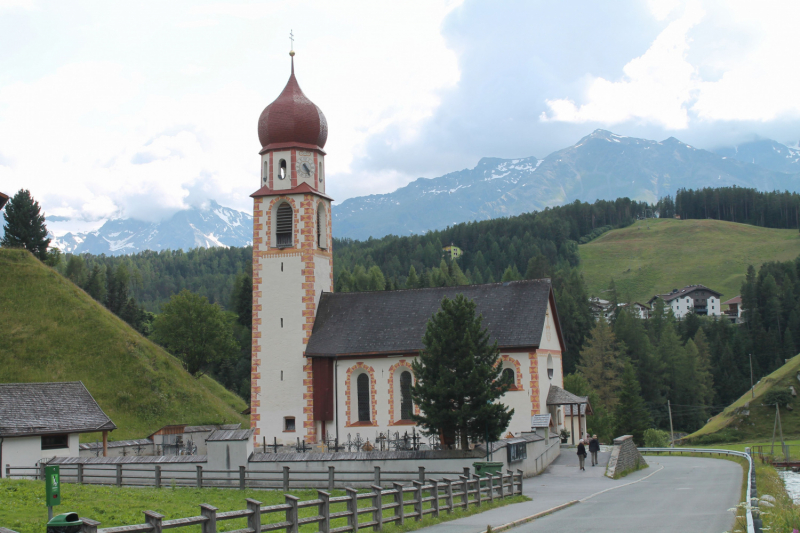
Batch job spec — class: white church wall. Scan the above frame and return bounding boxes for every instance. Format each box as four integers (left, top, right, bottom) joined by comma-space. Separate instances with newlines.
271, 150, 292, 190
255, 249, 306, 446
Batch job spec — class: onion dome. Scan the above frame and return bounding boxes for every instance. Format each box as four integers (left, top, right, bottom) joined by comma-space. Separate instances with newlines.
257, 54, 328, 151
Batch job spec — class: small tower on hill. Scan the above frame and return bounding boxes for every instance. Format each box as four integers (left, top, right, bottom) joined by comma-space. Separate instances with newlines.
250, 51, 333, 445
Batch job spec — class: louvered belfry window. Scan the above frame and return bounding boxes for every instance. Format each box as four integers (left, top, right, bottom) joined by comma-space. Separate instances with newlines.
400, 371, 413, 420
357, 373, 370, 422
276, 203, 293, 247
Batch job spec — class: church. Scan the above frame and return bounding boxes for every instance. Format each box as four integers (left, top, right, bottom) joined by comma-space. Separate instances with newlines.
249, 53, 581, 449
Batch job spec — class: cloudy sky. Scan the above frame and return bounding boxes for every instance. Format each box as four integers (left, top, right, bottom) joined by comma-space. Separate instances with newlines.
1, 0, 799, 234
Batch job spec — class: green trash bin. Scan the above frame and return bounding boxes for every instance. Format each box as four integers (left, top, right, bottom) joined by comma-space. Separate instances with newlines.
473, 461, 504, 487
47, 512, 83, 533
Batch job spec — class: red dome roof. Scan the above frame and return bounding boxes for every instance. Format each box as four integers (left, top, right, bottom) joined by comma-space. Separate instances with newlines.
258, 59, 327, 151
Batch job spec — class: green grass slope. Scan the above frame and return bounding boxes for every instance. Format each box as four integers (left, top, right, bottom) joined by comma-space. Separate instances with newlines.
686, 353, 800, 443
579, 218, 800, 303
0, 249, 247, 441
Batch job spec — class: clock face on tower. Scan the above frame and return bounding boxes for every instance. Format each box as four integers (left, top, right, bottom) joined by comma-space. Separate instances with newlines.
296, 152, 315, 180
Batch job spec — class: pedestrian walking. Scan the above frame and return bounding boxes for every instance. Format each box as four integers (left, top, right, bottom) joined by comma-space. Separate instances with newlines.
589, 434, 600, 466
577, 440, 587, 471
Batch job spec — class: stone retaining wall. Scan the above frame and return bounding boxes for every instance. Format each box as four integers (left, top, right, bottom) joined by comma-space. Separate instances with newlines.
605, 435, 647, 478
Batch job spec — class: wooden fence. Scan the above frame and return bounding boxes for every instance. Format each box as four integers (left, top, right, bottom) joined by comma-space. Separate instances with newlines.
60, 471, 522, 533
5, 464, 471, 490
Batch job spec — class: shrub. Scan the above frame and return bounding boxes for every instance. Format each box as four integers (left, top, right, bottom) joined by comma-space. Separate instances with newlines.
643, 428, 670, 447
690, 429, 741, 445
762, 389, 792, 407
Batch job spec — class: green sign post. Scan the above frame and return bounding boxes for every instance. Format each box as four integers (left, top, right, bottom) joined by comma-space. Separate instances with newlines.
45, 465, 61, 519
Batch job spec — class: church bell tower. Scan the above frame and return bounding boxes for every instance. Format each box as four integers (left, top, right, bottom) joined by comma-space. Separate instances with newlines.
250, 51, 333, 445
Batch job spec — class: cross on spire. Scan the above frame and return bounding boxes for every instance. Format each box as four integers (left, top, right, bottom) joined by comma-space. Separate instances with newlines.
289, 30, 294, 52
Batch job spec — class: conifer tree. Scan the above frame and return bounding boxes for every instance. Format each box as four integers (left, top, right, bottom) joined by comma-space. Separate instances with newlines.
577, 317, 625, 409
501, 265, 522, 281
1, 189, 51, 260
65, 255, 88, 287
85, 265, 107, 303
524, 254, 550, 280
230, 273, 253, 328
411, 294, 514, 450
615, 362, 651, 444
405, 265, 420, 289
450, 260, 469, 285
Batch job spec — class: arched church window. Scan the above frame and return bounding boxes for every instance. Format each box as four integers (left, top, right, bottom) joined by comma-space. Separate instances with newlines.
400, 371, 413, 420
319, 161, 323, 182
502, 367, 515, 388
547, 354, 554, 380
357, 373, 370, 422
276, 203, 293, 247
263, 162, 268, 185
279, 159, 287, 180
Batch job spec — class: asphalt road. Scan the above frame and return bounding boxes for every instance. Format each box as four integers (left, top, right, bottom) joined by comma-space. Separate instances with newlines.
417, 453, 742, 533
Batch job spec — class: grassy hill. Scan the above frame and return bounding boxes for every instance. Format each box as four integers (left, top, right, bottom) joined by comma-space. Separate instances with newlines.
686, 353, 800, 444
579, 218, 800, 303
0, 248, 247, 441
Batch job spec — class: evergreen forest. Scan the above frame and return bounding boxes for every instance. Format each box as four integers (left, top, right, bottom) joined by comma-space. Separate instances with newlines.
21, 188, 800, 443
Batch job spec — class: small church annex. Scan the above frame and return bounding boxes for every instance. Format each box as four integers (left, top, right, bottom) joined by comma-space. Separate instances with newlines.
250, 53, 576, 448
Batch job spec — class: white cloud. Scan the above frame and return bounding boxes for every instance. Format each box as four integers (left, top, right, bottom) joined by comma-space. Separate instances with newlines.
542, 1, 800, 129
0, 0, 461, 230
542, 2, 704, 129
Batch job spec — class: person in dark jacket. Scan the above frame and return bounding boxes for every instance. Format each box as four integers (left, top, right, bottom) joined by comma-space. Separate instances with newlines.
589, 434, 600, 466
577, 440, 587, 470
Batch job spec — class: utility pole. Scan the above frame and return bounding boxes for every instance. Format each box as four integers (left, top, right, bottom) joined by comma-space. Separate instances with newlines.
668, 400, 675, 448
750, 354, 755, 399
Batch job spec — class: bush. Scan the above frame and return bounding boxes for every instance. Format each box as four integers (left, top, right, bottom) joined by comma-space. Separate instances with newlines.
762, 389, 793, 407
643, 428, 670, 447
690, 429, 741, 445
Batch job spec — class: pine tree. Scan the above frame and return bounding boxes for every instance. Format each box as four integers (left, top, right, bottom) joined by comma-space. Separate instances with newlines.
577, 317, 625, 409
615, 362, 651, 444
411, 294, 514, 450
65, 255, 88, 287
230, 273, 253, 328
405, 265, 420, 289
524, 254, 550, 279
1, 189, 51, 260
450, 260, 469, 285
501, 265, 522, 281
85, 265, 107, 303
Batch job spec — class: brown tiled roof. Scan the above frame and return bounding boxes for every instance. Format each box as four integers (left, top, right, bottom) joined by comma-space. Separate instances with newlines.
0, 191, 8, 211
650, 284, 722, 303
250, 181, 333, 200
723, 296, 742, 305
0, 382, 116, 437
305, 279, 558, 357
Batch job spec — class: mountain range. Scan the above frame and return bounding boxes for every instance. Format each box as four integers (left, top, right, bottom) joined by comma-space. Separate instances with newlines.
30, 130, 800, 254
333, 130, 800, 240
49, 200, 252, 255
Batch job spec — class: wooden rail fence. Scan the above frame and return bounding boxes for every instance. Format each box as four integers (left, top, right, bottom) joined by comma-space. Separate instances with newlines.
5, 464, 472, 490
27, 471, 523, 533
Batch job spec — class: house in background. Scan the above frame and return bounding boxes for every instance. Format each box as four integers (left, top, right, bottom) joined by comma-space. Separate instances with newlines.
0, 382, 116, 476
0, 191, 8, 210
147, 423, 242, 455
620, 302, 651, 319
589, 298, 614, 321
648, 285, 722, 319
723, 296, 745, 323
442, 244, 463, 260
